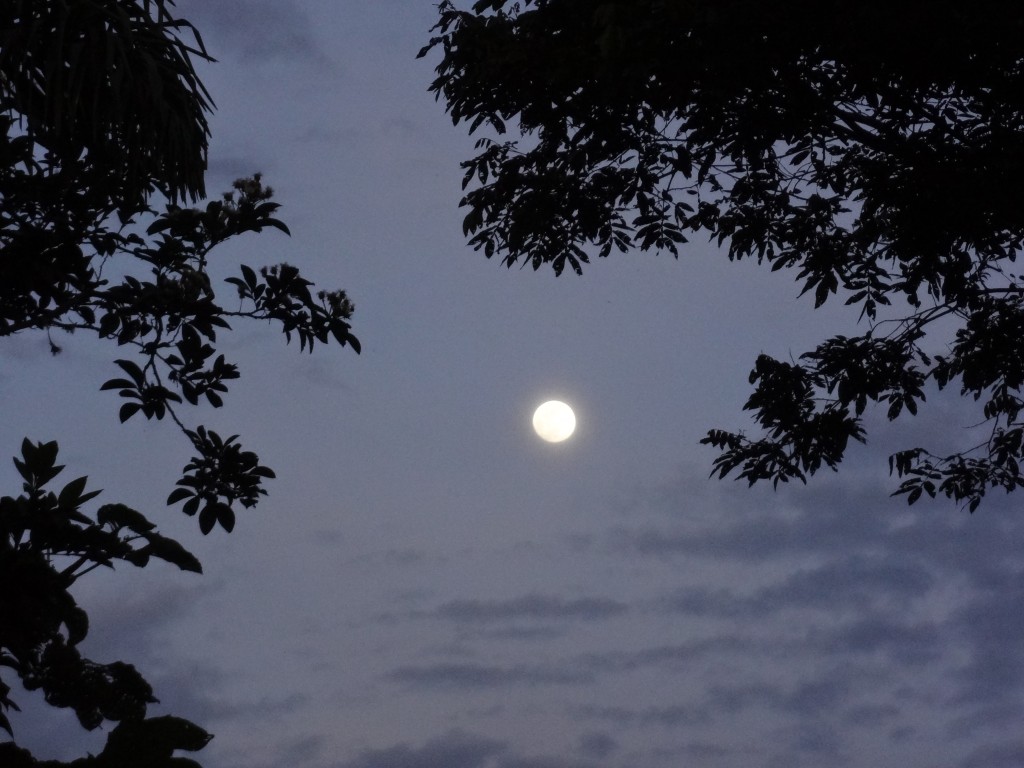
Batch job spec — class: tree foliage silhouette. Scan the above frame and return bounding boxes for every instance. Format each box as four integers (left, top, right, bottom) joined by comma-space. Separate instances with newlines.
421, 0, 1024, 510
1, 1, 358, 764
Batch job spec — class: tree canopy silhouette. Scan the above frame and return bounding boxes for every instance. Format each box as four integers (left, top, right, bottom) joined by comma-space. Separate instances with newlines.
421, 0, 1024, 510
1, 1, 359, 764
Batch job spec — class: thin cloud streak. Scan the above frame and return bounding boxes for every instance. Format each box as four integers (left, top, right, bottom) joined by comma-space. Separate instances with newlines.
433, 594, 629, 623
387, 662, 594, 689
178, 0, 330, 66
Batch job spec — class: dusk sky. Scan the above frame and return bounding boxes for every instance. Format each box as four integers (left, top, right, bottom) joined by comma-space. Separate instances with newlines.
3, 3, 1024, 767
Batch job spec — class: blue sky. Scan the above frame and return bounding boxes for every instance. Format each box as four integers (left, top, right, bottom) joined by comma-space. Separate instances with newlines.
3, 2, 1024, 767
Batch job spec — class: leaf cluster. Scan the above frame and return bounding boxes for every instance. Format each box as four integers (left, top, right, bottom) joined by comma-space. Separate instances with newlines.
2, 166, 360, 534
0, 440, 205, 754
423, 0, 1024, 508
0, 715, 212, 768
168, 427, 275, 535
1, 3, 359, 765
0, 0, 214, 203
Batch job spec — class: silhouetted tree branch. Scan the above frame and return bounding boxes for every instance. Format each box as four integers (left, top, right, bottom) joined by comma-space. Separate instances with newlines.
422, 0, 1024, 511
1, 1, 359, 764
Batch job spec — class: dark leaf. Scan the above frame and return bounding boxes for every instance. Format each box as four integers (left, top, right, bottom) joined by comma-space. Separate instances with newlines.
198, 504, 216, 535
97, 503, 157, 533
119, 403, 143, 423
166, 487, 194, 506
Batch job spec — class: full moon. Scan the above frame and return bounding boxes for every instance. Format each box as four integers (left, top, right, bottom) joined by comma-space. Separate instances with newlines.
532, 400, 576, 443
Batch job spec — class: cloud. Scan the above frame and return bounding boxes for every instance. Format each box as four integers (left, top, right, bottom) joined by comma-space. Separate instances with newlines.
364, 462, 1024, 766
843, 702, 900, 726
498, 757, 599, 768
577, 636, 754, 675
575, 731, 618, 759
335, 730, 506, 768
206, 157, 266, 186
809, 614, 943, 666
433, 594, 628, 623
334, 731, 611, 768
611, 485, 896, 563
475, 626, 565, 641
754, 555, 934, 612
634, 705, 709, 727
573, 702, 707, 728
573, 470, 1024, 763
957, 741, 1024, 768
155, 673, 309, 726
270, 733, 326, 768
771, 719, 844, 763
706, 677, 850, 718
946, 572, 1024, 736
386, 662, 593, 689
177, 0, 329, 65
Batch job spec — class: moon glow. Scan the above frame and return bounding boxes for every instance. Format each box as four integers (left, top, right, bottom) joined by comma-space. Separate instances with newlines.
532, 400, 576, 443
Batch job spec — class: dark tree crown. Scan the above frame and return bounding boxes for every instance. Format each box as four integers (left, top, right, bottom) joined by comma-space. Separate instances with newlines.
422, 0, 1024, 511
1, 2, 359, 764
